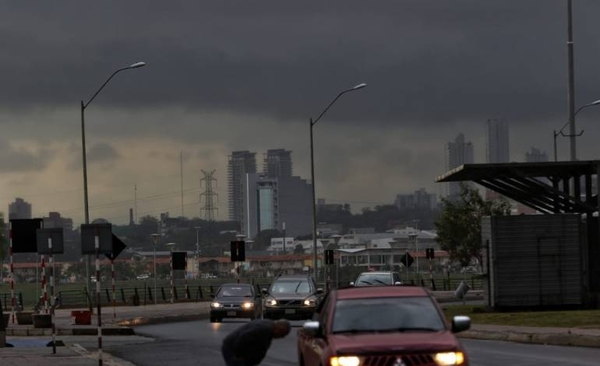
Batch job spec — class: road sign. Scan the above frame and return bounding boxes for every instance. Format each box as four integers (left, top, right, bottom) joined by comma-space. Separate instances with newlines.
10, 218, 44, 253
36, 228, 65, 255
105, 234, 127, 261
324, 249, 334, 265
172, 252, 187, 270
81, 223, 113, 254
230, 241, 245, 262
426, 248, 435, 260
400, 252, 414, 268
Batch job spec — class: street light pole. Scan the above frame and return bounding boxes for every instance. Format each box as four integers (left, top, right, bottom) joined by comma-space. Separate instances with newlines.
194, 226, 201, 278
310, 83, 366, 282
553, 100, 600, 161
567, 0, 576, 161
151, 234, 160, 305
81, 61, 146, 297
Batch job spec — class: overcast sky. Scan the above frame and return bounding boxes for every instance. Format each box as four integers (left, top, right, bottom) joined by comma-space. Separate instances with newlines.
2, 0, 600, 226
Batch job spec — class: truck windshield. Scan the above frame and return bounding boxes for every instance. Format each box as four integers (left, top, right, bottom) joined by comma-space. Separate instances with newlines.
331, 297, 445, 334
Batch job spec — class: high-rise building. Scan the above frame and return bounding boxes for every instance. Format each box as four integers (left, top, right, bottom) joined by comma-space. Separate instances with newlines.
263, 149, 293, 178
395, 188, 438, 210
242, 173, 312, 238
228, 151, 257, 222
525, 147, 548, 162
445, 134, 474, 198
486, 118, 510, 163
9, 197, 32, 220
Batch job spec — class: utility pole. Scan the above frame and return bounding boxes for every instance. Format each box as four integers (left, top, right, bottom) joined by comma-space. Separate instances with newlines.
200, 170, 218, 221
567, 0, 577, 161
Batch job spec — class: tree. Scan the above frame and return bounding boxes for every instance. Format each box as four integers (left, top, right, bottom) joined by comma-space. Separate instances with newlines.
434, 184, 511, 269
293, 244, 305, 254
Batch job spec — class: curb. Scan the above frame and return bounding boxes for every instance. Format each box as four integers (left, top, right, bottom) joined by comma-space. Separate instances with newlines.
5, 327, 135, 337
116, 312, 210, 327
458, 330, 600, 348
68, 343, 138, 366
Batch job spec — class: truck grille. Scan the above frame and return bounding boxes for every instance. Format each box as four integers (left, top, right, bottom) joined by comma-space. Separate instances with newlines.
363, 354, 436, 366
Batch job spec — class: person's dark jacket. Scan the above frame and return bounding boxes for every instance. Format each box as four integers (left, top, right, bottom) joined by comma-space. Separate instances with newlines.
222, 319, 275, 366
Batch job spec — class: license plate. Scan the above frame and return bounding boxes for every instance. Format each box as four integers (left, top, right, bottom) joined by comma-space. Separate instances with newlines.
285, 309, 295, 314
227, 311, 236, 316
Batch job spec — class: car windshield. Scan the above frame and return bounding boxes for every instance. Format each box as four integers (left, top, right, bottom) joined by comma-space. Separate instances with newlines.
270, 280, 312, 294
356, 273, 392, 285
331, 297, 445, 334
217, 286, 253, 297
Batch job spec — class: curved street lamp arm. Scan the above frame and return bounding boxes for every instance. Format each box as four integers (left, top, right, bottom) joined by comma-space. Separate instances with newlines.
312, 88, 354, 126
83, 67, 130, 109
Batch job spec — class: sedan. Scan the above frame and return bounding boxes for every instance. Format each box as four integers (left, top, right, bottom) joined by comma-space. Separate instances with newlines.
210, 283, 262, 322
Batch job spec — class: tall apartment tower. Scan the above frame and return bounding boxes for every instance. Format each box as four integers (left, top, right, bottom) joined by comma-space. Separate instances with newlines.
263, 149, 292, 178
525, 147, 549, 162
486, 118, 509, 163
9, 197, 32, 220
445, 133, 474, 198
228, 151, 257, 222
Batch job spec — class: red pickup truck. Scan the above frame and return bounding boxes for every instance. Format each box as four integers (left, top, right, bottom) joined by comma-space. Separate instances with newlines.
296, 286, 471, 366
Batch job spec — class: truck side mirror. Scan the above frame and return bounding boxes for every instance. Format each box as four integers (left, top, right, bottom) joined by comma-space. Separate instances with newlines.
451, 316, 471, 333
302, 321, 323, 337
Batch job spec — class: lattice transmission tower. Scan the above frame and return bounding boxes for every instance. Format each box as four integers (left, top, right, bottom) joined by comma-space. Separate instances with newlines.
200, 169, 218, 221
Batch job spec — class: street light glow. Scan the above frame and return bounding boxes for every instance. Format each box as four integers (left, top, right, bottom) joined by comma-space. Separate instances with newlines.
129, 61, 146, 69
352, 83, 367, 90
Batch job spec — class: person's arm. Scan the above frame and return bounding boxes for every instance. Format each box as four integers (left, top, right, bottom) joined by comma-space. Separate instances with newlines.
232, 325, 272, 359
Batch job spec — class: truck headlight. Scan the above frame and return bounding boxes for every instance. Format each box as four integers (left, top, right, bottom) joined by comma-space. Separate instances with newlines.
210, 302, 222, 308
330, 356, 360, 366
434, 352, 465, 365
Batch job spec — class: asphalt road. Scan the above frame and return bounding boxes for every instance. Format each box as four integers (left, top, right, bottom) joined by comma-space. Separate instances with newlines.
101, 320, 600, 366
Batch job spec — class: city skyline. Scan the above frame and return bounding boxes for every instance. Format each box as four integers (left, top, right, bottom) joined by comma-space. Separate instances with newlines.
2, 1, 600, 225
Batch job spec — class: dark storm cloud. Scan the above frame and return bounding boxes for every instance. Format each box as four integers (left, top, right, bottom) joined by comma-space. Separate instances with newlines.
2, 0, 599, 128
0, 139, 55, 172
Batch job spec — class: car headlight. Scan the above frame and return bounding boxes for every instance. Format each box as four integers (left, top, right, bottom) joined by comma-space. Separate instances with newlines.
330, 356, 361, 366
303, 297, 317, 306
266, 298, 277, 306
210, 302, 222, 308
242, 302, 254, 309
434, 352, 465, 365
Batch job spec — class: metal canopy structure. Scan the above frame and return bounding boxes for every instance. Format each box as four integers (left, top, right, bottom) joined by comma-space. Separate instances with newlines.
437, 160, 600, 302
435, 160, 600, 215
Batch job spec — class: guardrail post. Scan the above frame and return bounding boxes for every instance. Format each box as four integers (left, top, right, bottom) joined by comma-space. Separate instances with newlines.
161, 287, 166, 301
173, 286, 178, 300
120, 288, 126, 303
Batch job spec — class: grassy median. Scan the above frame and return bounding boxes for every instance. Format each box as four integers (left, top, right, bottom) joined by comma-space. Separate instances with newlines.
443, 305, 600, 328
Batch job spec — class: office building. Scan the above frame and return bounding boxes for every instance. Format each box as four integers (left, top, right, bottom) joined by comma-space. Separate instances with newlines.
525, 147, 549, 162
486, 118, 510, 163
263, 149, 293, 178
242, 173, 312, 238
228, 151, 257, 222
9, 197, 32, 220
395, 188, 437, 210
445, 134, 474, 198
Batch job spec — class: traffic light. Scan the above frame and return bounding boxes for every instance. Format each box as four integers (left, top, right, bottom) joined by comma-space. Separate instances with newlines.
230, 241, 245, 262
426, 248, 435, 260
324, 249, 334, 265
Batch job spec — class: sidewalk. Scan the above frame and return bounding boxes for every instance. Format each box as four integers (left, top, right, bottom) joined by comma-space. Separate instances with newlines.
0, 343, 135, 366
